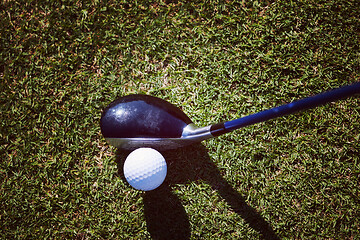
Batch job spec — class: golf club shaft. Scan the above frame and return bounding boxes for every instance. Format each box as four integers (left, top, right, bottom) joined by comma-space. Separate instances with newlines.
210, 82, 360, 136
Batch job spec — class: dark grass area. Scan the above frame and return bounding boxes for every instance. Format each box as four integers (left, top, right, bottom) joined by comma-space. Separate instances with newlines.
1, 0, 360, 239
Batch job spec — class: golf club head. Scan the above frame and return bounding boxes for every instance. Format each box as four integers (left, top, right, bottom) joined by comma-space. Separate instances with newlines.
100, 95, 213, 151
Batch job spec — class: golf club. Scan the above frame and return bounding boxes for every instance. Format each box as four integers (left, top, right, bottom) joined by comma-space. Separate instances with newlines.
101, 82, 360, 151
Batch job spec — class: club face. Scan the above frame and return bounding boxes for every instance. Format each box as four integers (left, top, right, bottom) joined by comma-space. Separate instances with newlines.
100, 95, 204, 150
105, 137, 199, 151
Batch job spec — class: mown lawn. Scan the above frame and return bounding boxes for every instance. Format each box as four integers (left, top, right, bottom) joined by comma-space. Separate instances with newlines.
1, 1, 359, 239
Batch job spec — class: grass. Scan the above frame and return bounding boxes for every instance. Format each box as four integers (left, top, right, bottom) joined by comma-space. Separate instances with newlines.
1, 0, 359, 239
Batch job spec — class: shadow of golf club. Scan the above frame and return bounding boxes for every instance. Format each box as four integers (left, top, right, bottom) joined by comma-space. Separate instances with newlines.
116, 144, 279, 240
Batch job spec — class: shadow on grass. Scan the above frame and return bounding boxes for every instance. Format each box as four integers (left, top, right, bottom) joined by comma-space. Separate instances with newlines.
116, 144, 279, 240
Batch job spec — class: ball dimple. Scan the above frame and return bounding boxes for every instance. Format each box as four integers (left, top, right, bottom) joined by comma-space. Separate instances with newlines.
123, 148, 167, 191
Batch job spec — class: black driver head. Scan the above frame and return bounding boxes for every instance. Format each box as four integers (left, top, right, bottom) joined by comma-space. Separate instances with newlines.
100, 95, 193, 149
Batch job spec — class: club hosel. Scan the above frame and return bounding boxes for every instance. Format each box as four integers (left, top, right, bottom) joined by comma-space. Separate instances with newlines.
181, 124, 214, 141
210, 122, 228, 137
182, 122, 229, 139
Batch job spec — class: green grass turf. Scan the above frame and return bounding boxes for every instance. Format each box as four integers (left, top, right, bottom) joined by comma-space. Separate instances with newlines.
1, 0, 360, 239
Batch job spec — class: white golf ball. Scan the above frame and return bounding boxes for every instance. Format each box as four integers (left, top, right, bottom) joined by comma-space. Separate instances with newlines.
123, 148, 167, 191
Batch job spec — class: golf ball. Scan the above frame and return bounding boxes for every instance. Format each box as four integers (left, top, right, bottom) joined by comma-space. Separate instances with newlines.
123, 148, 167, 191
